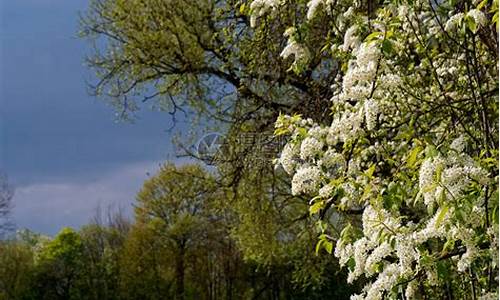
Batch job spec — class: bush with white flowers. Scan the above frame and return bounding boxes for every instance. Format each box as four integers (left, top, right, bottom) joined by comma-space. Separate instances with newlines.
253, 0, 498, 298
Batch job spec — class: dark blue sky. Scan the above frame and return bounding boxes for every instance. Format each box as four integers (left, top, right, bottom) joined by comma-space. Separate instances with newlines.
0, 0, 183, 235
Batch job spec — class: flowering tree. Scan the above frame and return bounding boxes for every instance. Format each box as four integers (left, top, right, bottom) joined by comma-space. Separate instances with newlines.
250, 0, 500, 298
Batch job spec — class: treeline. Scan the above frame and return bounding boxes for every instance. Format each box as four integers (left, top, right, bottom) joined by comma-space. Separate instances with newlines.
0, 164, 356, 300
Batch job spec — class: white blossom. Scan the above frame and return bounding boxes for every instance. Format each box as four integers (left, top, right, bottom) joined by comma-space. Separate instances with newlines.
343, 7, 355, 18
445, 13, 464, 32
337, 43, 380, 103
279, 142, 299, 175
457, 245, 478, 272
395, 236, 420, 276
335, 240, 354, 267
339, 182, 361, 208
419, 157, 443, 206
362, 205, 400, 239
349, 237, 376, 283
269, 2, 497, 298
398, 5, 409, 19
319, 149, 346, 175
364, 99, 378, 130
328, 109, 364, 143
350, 294, 364, 300
467, 9, 487, 27
426, 269, 439, 286
379, 74, 401, 89
307, 125, 328, 140
479, 292, 499, 300
412, 206, 453, 244
420, 150, 489, 204
318, 184, 334, 198
280, 28, 311, 67
487, 226, 499, 268
365, 263, 401, 300
280, 40, 310, 65
306, 0, 334, 20
450, 135, 466, 152
300, 137, 324, 160
405, 280, 418, 299
291, 166, 322, 195
249, 0, 281, 27
307, 0, 323, 20
342, 25, 360, 52
365, 242, 392, 276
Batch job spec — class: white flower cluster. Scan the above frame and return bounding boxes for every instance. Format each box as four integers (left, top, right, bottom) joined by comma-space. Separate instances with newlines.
395, 236, 420, 276
479, 292, 499, 300
278, 142, 299, 175
364, 241, 391, 276
362, 205, 401, 238
419, 149, 488, 206
318, 183, 335, 198
342, 25, 361, 52
280, 28, 311, 69
348, 237, 377, 283
328, 109, 364, 144
306, 0, 334, 20
445, 9, 487, 33
270, 1, 497, 298
364, 263, 400, 300
445, 13, 464, 31
336, 42, 380, 103
488, 226, 499, 268
335, 239, 353, 267
334, 205, 420, 299
249, 0, 281, 27
363, 99, 378, 131
291, 166, 322, 195
450, 134, 466, 152
319, 149, 346, 176
467, 9, 487, 27
451, 225, 480, 272
412, 206, 453, 244
339, 182, 362, 208
419, 156, 445, 206
331, 39, 391, 134
300, 137, 324, 161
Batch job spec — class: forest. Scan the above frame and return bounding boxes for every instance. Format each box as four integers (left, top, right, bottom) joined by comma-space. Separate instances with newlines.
0, 0, 498, 299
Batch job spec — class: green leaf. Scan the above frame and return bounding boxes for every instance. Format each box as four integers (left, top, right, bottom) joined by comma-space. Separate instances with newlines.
413, 190, 423, 205
365, 31, 382, 42
361, 184, 372, 201
425, 145, 438, 158
436, 260, 450, 280
442, 239, 455, 253
324, 240, 333, 254
435, 205, 449, 228
309, 201, 324, 215
382, 39, 393, 55
320, 43, 331, 53
407, 146, 422, 168
491, 204, 499, 224
274, 127, 289, 136
437, 187, 446, 205
365, 164, 376, 178
435, 164, 444, 182
493, 11, 499, 30
315, 239, 324, 254
477, 0, 488, 9
466, 15, 478, 33
347, 257, 355, 271
239, 3, 246, 14
298, 127, 308, 137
